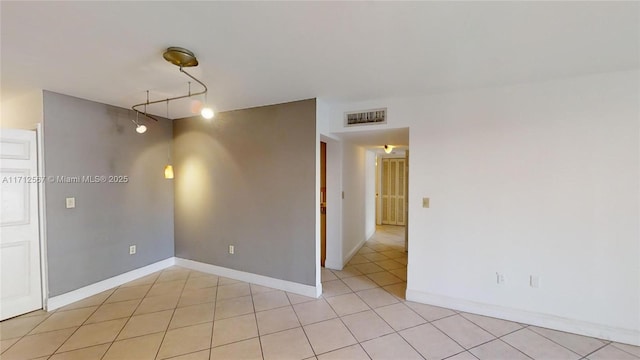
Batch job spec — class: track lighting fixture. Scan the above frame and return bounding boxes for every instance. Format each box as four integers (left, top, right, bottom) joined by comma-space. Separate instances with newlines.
384, 145, 394, 154
131, 47, 214, 132
131, 111, 147, 134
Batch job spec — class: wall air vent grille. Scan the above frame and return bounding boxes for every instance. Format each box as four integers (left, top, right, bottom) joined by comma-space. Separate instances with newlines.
344, 108, 387, 127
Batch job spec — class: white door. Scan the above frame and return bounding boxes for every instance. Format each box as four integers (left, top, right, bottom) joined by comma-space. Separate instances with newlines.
0, 129, 42, 320
381, 158, 406, 226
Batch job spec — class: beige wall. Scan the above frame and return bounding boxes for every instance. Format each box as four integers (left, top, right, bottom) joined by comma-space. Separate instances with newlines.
174, 99, 317, 286
1, 90, 43, 129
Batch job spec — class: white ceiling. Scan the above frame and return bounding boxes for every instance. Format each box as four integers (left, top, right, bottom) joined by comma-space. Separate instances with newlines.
2, 2, 638, 119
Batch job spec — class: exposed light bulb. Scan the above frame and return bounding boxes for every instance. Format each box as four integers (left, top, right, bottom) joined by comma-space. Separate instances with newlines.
136, 124, 147, 134
164, 165, 174, 179
384, 145, 393, 154
201, 107, 214, 120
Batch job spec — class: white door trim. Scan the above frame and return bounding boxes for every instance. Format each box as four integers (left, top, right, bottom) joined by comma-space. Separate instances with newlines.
36, 123, 49, 310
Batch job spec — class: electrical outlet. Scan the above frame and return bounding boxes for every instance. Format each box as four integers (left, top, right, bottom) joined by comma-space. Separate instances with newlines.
229, 245, 234, 254
66, 197, 76, 209
496, 272, 506, 284
129, 245, 136, 255
422, 197, 430, 208
530, 275, 540, 288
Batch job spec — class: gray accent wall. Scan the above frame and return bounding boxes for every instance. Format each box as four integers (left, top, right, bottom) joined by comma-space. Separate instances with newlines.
174, 99, 316, 286
43, 91, 174, 296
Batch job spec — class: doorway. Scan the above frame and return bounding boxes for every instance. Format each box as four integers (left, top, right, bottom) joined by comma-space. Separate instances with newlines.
320, 141, 326, 267
0, 128, 43, 320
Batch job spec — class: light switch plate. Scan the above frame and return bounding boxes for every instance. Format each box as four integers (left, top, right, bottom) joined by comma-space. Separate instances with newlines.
66, 197, 76, 209
422, 197, 430, 208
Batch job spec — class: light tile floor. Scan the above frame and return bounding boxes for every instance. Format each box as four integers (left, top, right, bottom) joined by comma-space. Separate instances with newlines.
1, 225, 638, 359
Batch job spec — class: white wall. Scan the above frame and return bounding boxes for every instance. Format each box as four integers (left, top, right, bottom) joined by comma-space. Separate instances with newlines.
365, 150, 376, 240
341, 141, 369, 264
322, 136, 343, 269
323, 70, 640, 345
1, 90, 43, 129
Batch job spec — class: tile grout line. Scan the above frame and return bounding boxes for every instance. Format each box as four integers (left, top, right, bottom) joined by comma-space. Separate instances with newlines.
248, 283, 266, 360
151, 268, 190, 360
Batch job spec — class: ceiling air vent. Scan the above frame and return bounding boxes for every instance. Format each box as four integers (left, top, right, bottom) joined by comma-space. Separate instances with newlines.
344, 108, 387, 127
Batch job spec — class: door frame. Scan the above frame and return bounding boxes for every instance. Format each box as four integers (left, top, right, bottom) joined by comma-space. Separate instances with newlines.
36, 123, 49, 310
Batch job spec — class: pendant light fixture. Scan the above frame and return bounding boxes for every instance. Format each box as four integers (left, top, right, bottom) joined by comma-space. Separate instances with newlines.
164, 99, 174, 179
131, 110, 147, 134
131, 47, 214, 132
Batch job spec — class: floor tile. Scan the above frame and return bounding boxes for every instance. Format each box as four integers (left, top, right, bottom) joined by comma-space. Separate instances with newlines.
356, 288, 399, 308
361, 333, 423, 360
287, 292, 317, 305
135, 293, 180, 315
218, 277, 241, 286
105, 284, 151, 303
216, 282, 251, 301
377, 250, 405, 259
0, 337, 19, 354
382, 283, 406, 299
211, 313, 258, 347
147, 280, 186, 298
293, 298, 338, 325
365, 272, 403, 287
48, 344, 110, 360
1, 328, 75, 360
321, 268, 338, 282
375, 259, 405, 271
502, 328, 580, 360
374, 303, 426, 331
529, 326, 606, 356
260, 327, 314, 360
317, 344, 370, 360
184, 275, 219, 290
330, 266, 363, 279
388, 268, 407, 281
432, 314, 494, 349
0, 313, 50, 340
253, 290, 290, 312
251, 283, 277, 294
460, 312, 522, 337
85, 299, 140, 323
304, 318, 357, 355
119, 273, 158, 288
116, 309, 173, 340
326, 293, 370, 316
469, 339, 530, 360
399, 323, 464, 360
157, 268, 191, 283
446, 351, 478, 360
169, 302, 215, 329
214, 295, 254, 320
256, 306, 301, 335
210, 337, 262, 360
405, 301, 455, 321
156, 322, 213, 359
393, 257, 408, 265
178, 287, 217, 308
347, 255, 371, 265
57, 290, 114, 312
168, 349, 210, 360
588, 344, 639, 360
29, 306, 96, 334
354, 263, 385, 275
57, 318, 127, 352
102, 332, 164, 360
612, 342, 640, 357
321, 279, 353, 298
362, 253, 389, 262
342, 276, 379, 292
341, 310, 394, 342
357, 246, 376, 254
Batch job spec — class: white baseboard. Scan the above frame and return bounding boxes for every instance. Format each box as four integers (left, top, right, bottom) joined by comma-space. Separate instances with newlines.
175, 258, 321, 298
324, 259, 343, 270
406, 288, 640, 347
47, 258, 175, 311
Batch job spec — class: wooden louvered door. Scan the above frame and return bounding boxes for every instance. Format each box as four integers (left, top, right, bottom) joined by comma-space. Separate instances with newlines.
381, 158, 406, 226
